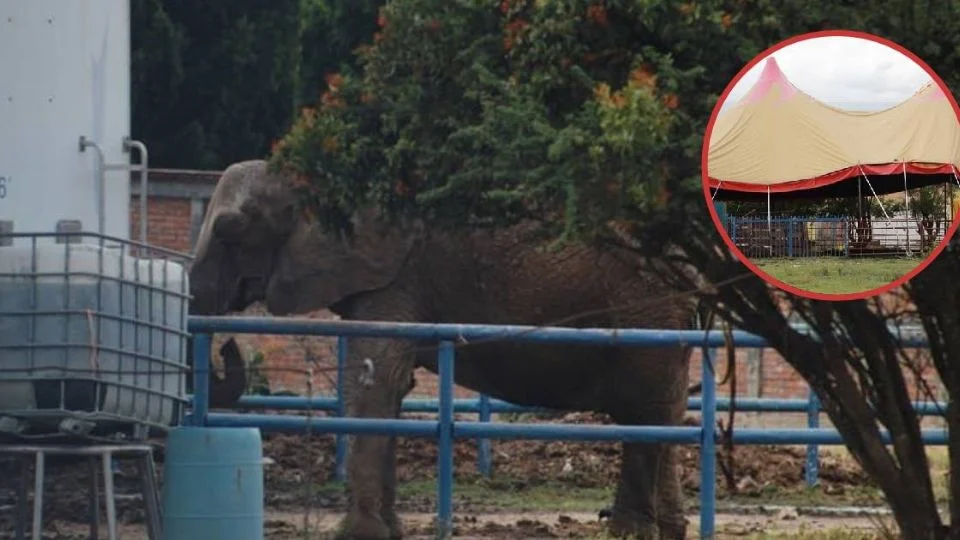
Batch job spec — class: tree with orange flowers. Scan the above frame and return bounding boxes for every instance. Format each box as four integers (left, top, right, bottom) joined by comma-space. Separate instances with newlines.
271, 2, 960, 537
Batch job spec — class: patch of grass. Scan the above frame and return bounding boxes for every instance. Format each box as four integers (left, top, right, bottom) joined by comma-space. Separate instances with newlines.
724, 484, 885, 508
305, 478, 614, 511
302, 446, 949, 518
751, 257, 918, 294
739, 529, 885, 539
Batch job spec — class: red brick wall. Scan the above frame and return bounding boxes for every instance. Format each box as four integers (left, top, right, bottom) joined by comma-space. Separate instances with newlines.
130, 197, 193, 253
132, 170, 941, 411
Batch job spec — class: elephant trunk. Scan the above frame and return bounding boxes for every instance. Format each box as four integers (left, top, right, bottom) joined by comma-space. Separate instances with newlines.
184, 334, 247, 408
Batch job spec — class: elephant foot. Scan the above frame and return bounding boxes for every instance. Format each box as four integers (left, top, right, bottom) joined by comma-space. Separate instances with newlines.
656, 518, 688, 540
607, 513, 659, 540
334, 512, 397, 540
383, 511, 404, 539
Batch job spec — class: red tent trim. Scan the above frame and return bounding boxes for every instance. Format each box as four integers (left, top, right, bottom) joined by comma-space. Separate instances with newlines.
707, 162, 957, 194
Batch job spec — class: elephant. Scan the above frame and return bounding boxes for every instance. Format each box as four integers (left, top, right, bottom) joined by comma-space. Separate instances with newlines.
189, 159, 697, 540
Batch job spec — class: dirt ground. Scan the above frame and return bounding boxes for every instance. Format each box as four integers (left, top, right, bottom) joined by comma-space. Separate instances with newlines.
0, 412, 883, 538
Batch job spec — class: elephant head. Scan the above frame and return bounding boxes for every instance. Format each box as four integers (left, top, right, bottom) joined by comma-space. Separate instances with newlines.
188, 160, 421, 395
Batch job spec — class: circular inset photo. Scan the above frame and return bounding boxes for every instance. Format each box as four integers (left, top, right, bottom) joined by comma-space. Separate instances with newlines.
703, 30, 960, 300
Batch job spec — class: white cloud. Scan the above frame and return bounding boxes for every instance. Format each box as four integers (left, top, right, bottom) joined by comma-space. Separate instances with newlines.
721, 36, 933, 111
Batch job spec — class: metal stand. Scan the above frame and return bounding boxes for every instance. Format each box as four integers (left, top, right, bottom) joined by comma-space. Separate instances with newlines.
1, 444, 162, 540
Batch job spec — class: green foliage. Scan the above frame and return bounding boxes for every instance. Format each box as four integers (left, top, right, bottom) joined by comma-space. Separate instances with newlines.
269, 0, 960, 252
131, 0, 372, 169
246, 351, 272, 396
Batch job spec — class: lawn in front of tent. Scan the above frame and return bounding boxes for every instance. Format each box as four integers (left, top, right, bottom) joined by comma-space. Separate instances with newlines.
750, 257, 921, 294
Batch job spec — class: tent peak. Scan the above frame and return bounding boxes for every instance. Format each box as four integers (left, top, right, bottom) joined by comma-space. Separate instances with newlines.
743, 56, 798, 104
915, 80, 947, 102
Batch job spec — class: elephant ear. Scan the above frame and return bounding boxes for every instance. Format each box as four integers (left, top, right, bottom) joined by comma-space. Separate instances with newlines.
268, 207, 423, 314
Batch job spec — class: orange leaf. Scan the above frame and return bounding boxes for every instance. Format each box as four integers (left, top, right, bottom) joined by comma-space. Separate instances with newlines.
720, 13, 733, 30
586, 4, 609, 26
324, 72, 344, 93
321, 136, 340, 153
657, 187, 671, 206
663, 93, 679, 110
628, 65, 658, 89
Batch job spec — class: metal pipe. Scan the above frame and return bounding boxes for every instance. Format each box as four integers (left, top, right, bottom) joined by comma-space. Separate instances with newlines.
78, 136, 106, 235
699, 347, 717, 539
222, 394, 949, 416
190, 334, 211, 426
334, 336, 348, 483
123, 137, 150, 245
805, 389, 821, 487
437, 341, 455, 539
477, 394, 492, 477
200, 412, 950, 446
186, 317, 930, 348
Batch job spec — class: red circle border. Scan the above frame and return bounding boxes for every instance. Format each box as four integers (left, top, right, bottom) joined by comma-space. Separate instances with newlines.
700, 29, 960, 302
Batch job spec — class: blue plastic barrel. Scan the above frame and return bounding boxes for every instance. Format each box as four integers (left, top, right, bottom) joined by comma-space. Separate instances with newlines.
161, 427, 264, 540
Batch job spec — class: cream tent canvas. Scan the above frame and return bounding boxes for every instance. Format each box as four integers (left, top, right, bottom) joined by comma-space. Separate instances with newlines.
707, 57, 960, 200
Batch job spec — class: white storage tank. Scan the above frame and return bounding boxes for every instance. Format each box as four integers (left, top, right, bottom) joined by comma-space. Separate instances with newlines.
0, 0, 190, 439
0, 0, 131, 242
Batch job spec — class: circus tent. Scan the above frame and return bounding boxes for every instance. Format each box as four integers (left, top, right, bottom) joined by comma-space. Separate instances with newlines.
707, 57, 960, 203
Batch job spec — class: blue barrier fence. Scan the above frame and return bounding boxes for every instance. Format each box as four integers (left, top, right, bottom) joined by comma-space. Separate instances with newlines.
185, 316, 941, 540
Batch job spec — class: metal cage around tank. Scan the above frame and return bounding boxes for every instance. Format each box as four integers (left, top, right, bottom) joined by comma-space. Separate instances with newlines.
0, 231, 192, 441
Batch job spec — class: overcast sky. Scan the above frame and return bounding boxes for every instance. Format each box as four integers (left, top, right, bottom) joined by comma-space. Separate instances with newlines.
721, 36, 933, 111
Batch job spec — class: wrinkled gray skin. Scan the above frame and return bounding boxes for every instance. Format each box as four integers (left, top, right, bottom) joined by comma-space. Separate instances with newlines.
190, 160, 694, 540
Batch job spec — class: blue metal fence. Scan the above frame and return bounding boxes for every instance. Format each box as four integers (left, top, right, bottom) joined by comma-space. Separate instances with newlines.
185, 316, 942, 539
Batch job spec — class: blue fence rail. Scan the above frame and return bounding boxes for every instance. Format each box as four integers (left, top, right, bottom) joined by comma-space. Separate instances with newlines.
208, 389, 949, 487
185, 317, 941, 540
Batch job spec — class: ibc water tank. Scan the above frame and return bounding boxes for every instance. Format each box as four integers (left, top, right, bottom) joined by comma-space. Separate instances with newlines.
0, 242, 190, 435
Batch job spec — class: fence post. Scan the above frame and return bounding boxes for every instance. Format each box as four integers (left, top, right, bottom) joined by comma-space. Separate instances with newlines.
805, 388, 821, 487
335, 336, 348, 483
787, 218, 794, 257
843, 218, 850, 257
478, 394, 492, 477
700, 346, 717, 539
191, 333, 211, 426
437, 341, 455, 539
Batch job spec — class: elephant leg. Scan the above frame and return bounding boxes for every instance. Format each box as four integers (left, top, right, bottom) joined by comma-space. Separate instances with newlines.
607, 402, 687, 539
608, 438, 662, 539
335, 338, 414, 540
380, 371, 417, 538
655, 444, 687, 540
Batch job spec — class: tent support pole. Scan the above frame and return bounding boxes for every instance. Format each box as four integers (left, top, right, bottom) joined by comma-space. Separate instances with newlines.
711, 181, 723, 201
903, 161, 911, 257
767, 187, 772, 235
858, 176, 862, 218
858, 165, 890, 221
